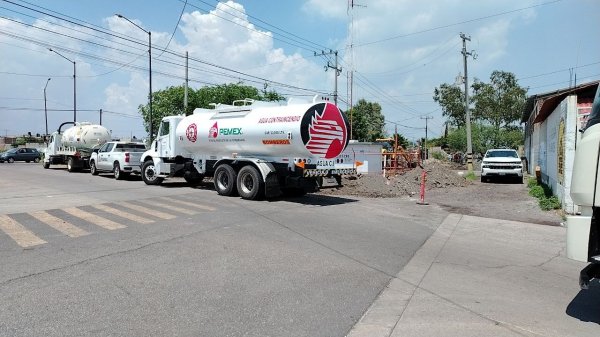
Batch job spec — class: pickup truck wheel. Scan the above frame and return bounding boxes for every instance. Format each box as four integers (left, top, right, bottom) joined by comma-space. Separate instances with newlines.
7, 158, 14, 163
114, 162, 124, 180
34, 157, 40, 163
90, 160, 98, 175
141, 160, 163, 185
237, 165, 264, 200
43, 162, 50, 169
214, 164, 238, 197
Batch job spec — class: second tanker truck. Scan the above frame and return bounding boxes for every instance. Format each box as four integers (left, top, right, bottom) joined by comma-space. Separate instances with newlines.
43, 122, 111, 172
140, 97, 356, 200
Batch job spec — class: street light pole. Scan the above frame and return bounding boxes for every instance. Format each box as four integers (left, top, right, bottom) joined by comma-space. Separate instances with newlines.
48, 48, 76, 123
43, 78, 51, 136
116, 14, 153, 140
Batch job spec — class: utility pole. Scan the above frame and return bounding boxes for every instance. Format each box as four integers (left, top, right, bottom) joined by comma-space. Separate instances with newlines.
43, 78, 51, 136
184, 51, 189, 113
99, 109, 102, 125
316, 50, 342, 105
421, 116, 433, 160
460, 32, 476, 172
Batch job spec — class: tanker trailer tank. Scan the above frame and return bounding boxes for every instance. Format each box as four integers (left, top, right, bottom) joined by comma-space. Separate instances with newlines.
141, 99, 353, 200
43, 122, 111, 172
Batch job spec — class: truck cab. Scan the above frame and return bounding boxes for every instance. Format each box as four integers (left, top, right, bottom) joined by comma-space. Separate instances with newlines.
567, 84, 600, 288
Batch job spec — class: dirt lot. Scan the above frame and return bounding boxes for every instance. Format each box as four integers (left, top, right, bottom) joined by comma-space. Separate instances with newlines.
317, 160, 563, 226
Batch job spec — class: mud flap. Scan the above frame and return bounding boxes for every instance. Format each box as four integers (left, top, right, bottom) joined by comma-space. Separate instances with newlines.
265, 173, 282, 199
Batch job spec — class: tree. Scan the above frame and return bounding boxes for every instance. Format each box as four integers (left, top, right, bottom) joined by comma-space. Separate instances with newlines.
471, 71, 527, 146
138, 83, 284, 138
348, 99, 385, 142
434, 70, 527, 150
445, 124, 523, 154
433, 84, 467, 127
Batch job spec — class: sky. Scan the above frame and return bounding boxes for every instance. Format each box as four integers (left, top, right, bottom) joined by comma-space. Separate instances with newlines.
1, 0, 599, 141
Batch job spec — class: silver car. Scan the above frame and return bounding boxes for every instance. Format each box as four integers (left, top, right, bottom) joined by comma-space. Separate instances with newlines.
480, 149, 523, 183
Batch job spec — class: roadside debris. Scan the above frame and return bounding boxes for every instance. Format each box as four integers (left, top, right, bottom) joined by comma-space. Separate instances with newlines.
318, 159, 471, 198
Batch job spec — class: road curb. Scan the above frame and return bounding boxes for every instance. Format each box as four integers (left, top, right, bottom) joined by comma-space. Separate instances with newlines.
346, 213, 462, 337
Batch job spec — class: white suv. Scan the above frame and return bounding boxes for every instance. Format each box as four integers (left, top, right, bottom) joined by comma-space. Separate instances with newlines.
481, 149, 523, 183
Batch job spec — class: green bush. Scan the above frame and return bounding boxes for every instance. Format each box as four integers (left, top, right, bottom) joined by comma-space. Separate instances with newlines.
529, 185, 545, 199
539, 196, 561, 210
431, 151, 446, 161
464, 171, 477, 181
527, 177, 538, 188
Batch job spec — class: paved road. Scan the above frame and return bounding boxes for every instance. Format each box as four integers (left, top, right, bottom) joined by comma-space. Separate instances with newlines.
0, 163, 448, 337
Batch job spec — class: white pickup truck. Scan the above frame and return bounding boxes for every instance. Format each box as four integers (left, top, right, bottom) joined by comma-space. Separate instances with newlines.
89, 141, 146, 179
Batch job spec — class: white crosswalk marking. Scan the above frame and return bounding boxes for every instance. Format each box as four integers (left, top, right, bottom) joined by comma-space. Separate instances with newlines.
30, 211, 89, 238
63, 207, 126, 230
155, 197, 216, 211
91, 204, 154, 224
137, 199, 197, 215
119, 202, 176, 220
0, 214, 46, 247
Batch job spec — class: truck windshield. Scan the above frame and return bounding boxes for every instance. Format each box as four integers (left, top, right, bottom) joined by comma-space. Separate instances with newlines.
585, 85, 600, 131
486, 150, 518, 158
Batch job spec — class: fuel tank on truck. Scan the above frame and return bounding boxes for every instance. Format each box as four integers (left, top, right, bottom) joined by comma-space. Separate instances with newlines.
175, 101, 350, 160
61, 122, 111, 149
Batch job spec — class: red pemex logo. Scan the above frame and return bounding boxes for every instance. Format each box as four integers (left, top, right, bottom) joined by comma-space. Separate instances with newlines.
209, 122, 218, 138
186, 123, 197, 142
301, 103, 349, 159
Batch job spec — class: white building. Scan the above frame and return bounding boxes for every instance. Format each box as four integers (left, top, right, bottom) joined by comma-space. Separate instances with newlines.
336, 141, 383, 175
522, 80, 598, 214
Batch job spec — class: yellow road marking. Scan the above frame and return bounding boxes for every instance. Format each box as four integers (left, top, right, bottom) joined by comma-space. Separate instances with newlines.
0, 215, 46, 247
119, 202, 176, 220
155, 197, 216, 211
91, 204, 154, 224
137, 199, 196, 215
30, 211, 89, 238
63, 207, 126, 230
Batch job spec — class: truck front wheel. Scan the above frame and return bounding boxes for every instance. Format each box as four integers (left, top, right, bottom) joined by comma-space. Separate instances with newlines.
214, 164, 238, 197
141, 160, 164, 185
67, 157, 77, 172
237, 165, 264, 200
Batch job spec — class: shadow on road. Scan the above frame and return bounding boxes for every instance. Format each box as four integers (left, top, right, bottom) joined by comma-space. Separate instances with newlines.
566, 280, 600, 324
270, 193, 358, 206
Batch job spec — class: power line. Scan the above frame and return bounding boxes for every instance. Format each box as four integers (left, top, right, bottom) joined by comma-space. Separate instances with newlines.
2, 0, 329, 95
355, 0, 563, 47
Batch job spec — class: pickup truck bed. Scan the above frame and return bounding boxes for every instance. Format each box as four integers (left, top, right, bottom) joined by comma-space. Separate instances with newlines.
89, 142, 146, 179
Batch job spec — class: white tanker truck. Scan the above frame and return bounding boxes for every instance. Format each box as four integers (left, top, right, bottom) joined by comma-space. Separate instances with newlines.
43, 122, 111, 172
140, 97, 356, 200
567, 84, 600, 289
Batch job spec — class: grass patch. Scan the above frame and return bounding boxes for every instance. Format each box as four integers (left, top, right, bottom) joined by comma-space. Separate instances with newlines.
540, 196, 561, 211
464, 171, 477, 181
527, 178, 561, 211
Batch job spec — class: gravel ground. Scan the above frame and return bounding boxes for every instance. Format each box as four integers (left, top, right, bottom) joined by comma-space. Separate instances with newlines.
316, 160, 563, 226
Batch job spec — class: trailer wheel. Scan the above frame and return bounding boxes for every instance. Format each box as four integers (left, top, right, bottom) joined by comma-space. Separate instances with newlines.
141, 160, 163, 185
90, 160, 98, 175
214, 164, 238, 197
67, 157, 76, 172
237, 165, 264, 200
